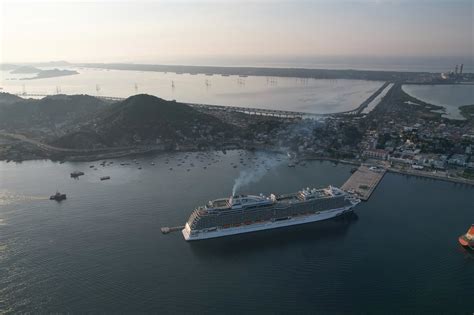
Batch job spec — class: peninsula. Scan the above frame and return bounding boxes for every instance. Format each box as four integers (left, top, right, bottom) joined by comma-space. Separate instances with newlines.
0, 81, 472, 186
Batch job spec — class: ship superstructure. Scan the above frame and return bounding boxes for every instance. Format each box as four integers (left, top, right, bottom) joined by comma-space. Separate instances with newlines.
182, 186, 360, 241
459, 224, 474, 250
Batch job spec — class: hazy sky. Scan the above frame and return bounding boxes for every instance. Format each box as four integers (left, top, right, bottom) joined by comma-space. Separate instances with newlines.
0, 0, 473, 64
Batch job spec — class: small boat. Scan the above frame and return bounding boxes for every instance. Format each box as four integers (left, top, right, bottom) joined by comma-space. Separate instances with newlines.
458, 224, 474, 250
70, 171, 84, 178
100, 176, 111, 181
50, 191, 66, 201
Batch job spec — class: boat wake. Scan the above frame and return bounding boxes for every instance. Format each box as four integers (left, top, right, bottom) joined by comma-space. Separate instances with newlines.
0, 189, 48, 206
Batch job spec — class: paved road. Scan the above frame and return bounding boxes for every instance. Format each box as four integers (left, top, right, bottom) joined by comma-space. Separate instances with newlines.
0, 132, 145, 155
0, 132, 80, 152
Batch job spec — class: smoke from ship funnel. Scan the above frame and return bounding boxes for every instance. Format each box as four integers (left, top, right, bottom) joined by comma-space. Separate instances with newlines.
231, 117, 322, 196
231, 152, 286, 196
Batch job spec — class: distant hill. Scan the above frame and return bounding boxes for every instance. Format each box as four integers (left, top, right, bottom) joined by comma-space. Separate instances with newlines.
54, 94, 239, 149
0, 94, 108, 130
52, 130, 110, 149
0, 92, 24, 106
29, 61, 70, 67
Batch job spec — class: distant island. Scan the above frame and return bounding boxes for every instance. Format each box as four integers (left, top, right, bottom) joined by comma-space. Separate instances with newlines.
20, 68, 79, 80
10, 66, 42, 74
0, 63, 79, 80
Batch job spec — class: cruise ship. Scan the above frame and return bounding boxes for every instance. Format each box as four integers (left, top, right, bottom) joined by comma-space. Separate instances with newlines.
182, 186, 360, 241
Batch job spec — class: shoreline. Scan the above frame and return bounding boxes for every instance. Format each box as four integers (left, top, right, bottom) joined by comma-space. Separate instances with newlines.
387, 167, 474, 186
2, 146, 473, 187
300, 155, 474, 186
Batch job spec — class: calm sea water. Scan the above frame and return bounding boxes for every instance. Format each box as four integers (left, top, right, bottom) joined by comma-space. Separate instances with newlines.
0, 150, 473, 313
0, 68, 383, 114
402, 84, 474, 120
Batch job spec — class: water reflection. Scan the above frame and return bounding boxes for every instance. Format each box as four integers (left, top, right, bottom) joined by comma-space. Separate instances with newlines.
402, 84, 474, 120
0, 189, 47, 206
456, 245, 474, 260
0, 68, 383, 114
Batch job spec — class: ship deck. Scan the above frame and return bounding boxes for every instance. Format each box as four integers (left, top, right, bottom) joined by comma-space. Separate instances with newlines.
275, 193, 298, 203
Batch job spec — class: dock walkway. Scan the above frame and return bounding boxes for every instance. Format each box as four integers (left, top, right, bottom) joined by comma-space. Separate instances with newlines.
161, 226, 185, 234
341, 165, 386, 201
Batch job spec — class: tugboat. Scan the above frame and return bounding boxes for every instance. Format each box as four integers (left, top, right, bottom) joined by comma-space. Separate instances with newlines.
458, 224, 474, 250
50, 191, 66, 201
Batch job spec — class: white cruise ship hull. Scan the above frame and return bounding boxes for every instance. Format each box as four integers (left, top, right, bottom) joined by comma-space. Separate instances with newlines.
182, 205, 355, 241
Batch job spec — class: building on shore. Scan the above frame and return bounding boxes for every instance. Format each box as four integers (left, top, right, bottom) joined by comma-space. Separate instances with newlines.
362, 149, 389, 160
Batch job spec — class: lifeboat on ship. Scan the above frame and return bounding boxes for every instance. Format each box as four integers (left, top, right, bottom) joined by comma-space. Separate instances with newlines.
458, 224, 474, 250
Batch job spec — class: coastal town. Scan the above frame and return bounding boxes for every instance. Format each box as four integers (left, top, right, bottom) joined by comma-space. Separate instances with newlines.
197, 72, 474, 186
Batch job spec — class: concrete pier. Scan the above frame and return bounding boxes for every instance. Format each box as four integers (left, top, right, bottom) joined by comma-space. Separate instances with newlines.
341, 165, 386, 201
161, 226, 185, 234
